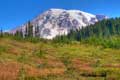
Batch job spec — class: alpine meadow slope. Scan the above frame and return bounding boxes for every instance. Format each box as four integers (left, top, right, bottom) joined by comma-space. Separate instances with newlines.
0, 8, 120, 80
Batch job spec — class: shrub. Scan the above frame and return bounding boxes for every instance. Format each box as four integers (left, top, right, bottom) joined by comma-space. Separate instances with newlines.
17, 53, 29, 63
19, 67, 26, 80
35, 50, 46, 58
0, 45, 7, 54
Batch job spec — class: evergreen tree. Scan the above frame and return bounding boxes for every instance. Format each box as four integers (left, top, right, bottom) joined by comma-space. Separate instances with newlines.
0, 28, 3, 37
24, 21, 33, 38
35, 26, 39, 37
15, 29, 23, 37
25, 25, 28, 37
27, 21, 33, 37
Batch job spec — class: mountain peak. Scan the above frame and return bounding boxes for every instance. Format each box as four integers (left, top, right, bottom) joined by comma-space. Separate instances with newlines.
11, 9, 107, 39
49, 8, 65, 11
96, 14, 108, 21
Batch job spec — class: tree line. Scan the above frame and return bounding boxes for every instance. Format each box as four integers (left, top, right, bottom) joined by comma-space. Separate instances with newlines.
54, 18, 120, 42
9, 18, 120, 41
0, 18, 120, 48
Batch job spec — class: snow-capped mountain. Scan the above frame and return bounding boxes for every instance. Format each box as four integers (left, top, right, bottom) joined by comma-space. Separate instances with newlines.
11, 9, 108, 39
96, 15, 108, 21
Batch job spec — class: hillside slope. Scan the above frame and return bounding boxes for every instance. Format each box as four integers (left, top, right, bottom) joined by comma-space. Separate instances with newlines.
0, 37, 120, 80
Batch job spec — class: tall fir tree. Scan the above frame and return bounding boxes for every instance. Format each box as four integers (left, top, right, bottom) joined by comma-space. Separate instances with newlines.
0, 28, 3, 37
28, 21, 33, 37
25, 21, 33, 38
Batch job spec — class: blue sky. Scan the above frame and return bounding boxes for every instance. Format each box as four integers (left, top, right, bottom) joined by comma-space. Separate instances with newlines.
0, 0, 119, 31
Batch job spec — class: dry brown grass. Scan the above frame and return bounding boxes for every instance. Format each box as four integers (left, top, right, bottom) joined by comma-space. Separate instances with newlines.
31, 57, 43, 64
47, 59, 65, 68
72, 58, 93, 72
0, 61, 20, 80
24, 65, 65, 77
7, 48, 22, 55
103, 64, 120, 68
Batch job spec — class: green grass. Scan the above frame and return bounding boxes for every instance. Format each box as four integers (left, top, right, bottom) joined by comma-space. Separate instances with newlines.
0, 37, 120, 80
83, 36, 120, 49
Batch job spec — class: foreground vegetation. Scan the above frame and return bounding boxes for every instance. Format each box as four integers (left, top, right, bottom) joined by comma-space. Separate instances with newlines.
0, 36, 120, 80
0, 18, 120, 80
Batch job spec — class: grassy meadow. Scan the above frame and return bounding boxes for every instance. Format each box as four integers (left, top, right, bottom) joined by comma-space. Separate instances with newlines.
0, 37, 120, 80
